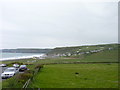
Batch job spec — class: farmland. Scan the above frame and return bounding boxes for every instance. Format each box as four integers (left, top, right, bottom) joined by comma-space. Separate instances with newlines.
29, 64, 118, 88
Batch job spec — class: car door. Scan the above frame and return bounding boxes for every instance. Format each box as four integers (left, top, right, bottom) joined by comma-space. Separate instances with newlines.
15, 68, 19, 73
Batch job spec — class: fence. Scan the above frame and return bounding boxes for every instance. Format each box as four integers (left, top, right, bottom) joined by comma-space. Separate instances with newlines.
22, 79, 31, 88
22, 68, 40, 88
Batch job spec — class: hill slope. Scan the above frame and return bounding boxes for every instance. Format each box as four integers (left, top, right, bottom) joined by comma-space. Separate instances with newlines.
47, 44, 118, 62
81, 49, 118, 62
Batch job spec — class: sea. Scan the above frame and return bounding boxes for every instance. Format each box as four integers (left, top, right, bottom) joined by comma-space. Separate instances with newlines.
0, 52, 45, 61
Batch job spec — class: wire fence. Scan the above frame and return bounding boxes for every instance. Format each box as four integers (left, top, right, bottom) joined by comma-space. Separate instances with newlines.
22, 79, 31, 88
22, 68, 39, 88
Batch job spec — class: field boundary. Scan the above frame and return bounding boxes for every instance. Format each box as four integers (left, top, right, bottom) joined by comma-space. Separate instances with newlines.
22, 79, 31, 88
42, 62, 118, 65
22, 68, 40, 88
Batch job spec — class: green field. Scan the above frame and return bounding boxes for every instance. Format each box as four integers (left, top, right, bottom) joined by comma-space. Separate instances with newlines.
81, 49, 118, 62
29, 64, 118, 88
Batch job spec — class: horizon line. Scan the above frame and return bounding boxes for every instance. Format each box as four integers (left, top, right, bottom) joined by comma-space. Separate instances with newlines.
0, 42, 118, 49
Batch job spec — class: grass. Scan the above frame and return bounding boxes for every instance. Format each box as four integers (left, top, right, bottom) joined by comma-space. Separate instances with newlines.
82, 49, 118, 62
0, 82, 2, 90
2, 75, 23, 88
29, 64, 118, 88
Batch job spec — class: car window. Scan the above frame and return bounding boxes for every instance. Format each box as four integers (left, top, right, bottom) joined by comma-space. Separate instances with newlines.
4, 69, 15, 72
20, 65, 26, 67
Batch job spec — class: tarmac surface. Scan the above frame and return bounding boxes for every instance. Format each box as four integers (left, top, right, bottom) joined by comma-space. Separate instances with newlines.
0, 67, 8, 81
0, 67, 24, 81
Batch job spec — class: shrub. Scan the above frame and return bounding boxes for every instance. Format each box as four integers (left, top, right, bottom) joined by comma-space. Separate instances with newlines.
11, 62, 23, 65
35, 64, 44, 69
24, 70, 34, 74
7, 62, 23, 67
17, 73, 33, 84
24, 63, 33, 65
6, 63, 12, 67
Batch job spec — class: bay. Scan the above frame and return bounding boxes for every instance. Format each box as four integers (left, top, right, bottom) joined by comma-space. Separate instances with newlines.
0, 52, 45, 61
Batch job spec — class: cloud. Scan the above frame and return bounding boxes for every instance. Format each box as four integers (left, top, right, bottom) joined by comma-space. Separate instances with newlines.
0, 1, 118, 48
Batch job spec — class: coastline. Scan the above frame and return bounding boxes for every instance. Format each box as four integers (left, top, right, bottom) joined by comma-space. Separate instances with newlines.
0, 53, 46, 61
0, 57, 33, 62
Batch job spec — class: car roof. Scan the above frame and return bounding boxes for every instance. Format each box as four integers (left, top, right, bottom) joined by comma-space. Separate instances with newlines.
20, 65, 26, 67
7, 67, 16, 69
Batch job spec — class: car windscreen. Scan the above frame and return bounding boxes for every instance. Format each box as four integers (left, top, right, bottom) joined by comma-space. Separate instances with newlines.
4, 69, 15, 72
20, 65, 26, 68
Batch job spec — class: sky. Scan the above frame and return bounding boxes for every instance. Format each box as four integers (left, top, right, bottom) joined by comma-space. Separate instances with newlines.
0, 0, 118, 49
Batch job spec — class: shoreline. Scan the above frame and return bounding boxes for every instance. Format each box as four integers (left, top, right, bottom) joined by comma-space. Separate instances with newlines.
0, 53, 46, 61
0, 57, 33, 62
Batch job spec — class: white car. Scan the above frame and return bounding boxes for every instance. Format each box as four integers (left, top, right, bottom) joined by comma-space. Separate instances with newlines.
1, 67, 19, 79
13, 64, 19, 68
0, 64, 6, 67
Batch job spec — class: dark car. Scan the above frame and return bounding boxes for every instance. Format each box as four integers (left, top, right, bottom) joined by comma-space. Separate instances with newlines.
19, 65, 27, 71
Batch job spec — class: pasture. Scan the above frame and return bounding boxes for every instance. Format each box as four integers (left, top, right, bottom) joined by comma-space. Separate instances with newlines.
29, 64, 118, 88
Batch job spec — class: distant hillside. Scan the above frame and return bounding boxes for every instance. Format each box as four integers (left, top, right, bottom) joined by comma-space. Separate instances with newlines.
81, 49, 118, 62
1, 49, 52, 53
47, 44, 118, 58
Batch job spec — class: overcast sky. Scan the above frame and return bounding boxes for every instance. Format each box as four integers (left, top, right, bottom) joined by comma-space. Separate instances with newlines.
0, 0, 118, 49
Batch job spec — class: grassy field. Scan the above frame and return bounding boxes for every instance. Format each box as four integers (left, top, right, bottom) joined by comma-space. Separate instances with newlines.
81, 49, 118, 62
29, 64, 118, 88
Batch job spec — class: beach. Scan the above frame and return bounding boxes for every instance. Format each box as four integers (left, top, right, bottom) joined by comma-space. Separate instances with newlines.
0, 52, 46, 61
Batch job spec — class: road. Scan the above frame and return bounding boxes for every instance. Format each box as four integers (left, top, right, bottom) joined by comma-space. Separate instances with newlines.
0, 67, 8, 81
0, 67, 25, 81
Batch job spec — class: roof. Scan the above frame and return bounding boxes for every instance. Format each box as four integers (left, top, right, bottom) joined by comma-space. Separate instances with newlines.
6, 67, 16, 69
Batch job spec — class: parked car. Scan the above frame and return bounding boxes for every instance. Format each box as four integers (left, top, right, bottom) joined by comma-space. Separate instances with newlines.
0, 64, 6, 67
13, 64, 19, 68
1, 67, 19, 79
19, 65, 27, 71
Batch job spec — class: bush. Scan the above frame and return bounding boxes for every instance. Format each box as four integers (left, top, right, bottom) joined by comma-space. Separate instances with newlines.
7, 62, 23, 67
11, 62, 23, 65
35, 64, 44, 69
24, 70, 34, 74
17, 73, 33, 84
24, 63, 33, 65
